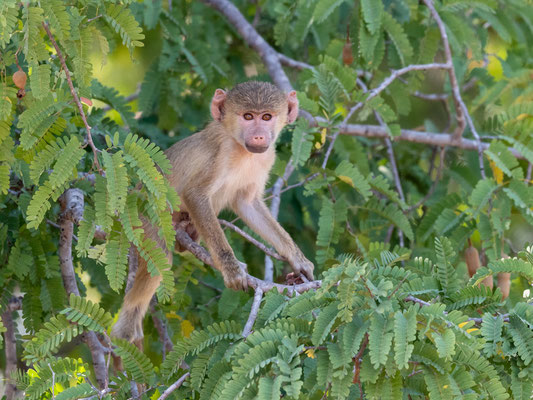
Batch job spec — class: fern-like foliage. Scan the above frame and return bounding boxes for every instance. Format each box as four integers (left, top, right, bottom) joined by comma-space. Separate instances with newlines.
162, 320, 243, 379
434, 236, 460, 295
24, 358, 87, 400
335, 160, 371, 200
112, 337, 155, 383
26, 136, 85, 229
0, 0, 18, 48
363, 199, 414, 241
105, 4, 145, 50
29, 63, 51, 100
291, 119, 314, 167
104, 225, 129, 292
23, 314, 83, 361
61, 294, 113, 332
368, 313, 393, 368
315, 197, 348, 265
55, 383, 96, 400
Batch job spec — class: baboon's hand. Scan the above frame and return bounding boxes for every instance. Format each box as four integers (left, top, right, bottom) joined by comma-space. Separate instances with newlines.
222, 260, 249, 291
288, 252, 314, 281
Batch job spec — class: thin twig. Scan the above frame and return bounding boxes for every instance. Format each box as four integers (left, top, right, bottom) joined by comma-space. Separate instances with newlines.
49, 363, 56, 399
150, 300, 174, 357
422, 0, 486, 178
42, 23, 102, 172
242, 288, 264, 337
421, 0, 465, 139
321, 63, 450, 169
219, 219, 285, 261
157, 372, 190, 400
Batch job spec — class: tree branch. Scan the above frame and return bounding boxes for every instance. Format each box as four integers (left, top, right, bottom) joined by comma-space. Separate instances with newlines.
174, 229, 322, 295
58, 189, 108, 389
1, 308, 18, 400
242, 288, 263, 337
337, 123, 523, 158
42, 23, 101, 172
422, 0, 486, 178
158, 372, 190, 400
219, 219, 285, 262
421, 0, 465, 139
321, 63, 449, 168
200, 0, 292, 91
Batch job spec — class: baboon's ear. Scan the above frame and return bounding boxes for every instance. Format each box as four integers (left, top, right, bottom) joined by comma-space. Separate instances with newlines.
287, 91, 299, 124
211, 89, 226, 121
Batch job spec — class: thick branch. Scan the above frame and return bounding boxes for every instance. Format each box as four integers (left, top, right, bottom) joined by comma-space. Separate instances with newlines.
200, 0, 292, 91
58, 189, 108, 389
337, 123, 523, 158
174, 229, 321, 295
42, 23, 101, 172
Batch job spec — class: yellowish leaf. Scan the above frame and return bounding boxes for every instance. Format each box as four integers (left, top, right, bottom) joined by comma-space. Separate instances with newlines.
338, 175, 354, 187
181, 319, 194, 338
306, 348, 315, 359
490, 160, 503, 184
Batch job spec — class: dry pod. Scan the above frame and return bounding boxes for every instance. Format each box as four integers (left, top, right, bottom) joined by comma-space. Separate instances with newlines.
465, 244, 480, 277
342, 41, 353, 66
497, 254, 511, 299
465, 242, 493, 289
13, 69, 27, 89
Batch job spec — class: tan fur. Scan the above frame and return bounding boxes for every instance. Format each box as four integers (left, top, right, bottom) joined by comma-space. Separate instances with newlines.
112, 81, 313, 344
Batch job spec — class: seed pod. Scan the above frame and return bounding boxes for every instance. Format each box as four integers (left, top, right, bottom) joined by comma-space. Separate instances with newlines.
465, 245, 480, 277
465, 244, 493, 289
497, 254, 511, 299
497, 273, 510, 299
342, 41, 353, 66
13, 69, 27, 89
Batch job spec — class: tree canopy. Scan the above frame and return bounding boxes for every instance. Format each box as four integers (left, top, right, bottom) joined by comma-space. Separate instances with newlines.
1, 0, 533, 399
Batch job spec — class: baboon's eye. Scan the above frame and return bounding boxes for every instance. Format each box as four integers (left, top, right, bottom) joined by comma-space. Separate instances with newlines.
243, 113, 253, 120
262, 114, 272, 121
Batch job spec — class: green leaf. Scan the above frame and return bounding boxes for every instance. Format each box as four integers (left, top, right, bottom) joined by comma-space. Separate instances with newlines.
102, 150, 129, 215
291, 119, 314, 167
316, 197, 348, 265
432, 329, 456, 359
369, 314, 393, 368
29, 63, 51, 100
61, 293, 113, 332
469, 178, 498, 216
335, 160, 372, 200
312, 302, 339, 346
361, 0, 384, 35
105, 4, 145, 50
383, 12, 413, 65
313, 0, 347, 24
394, 307, 417, 369
485, 141, 519, 177
112, 337, 155, 383
104, 227, 129, 292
